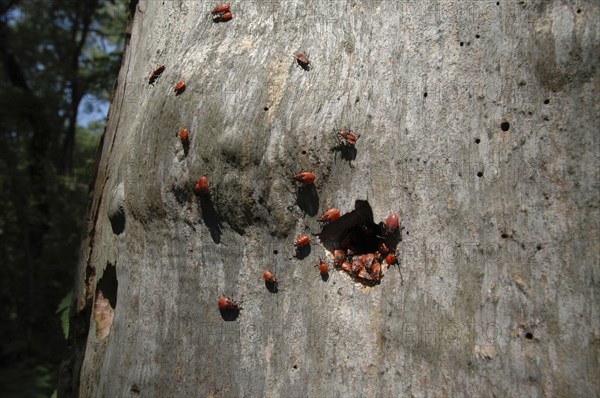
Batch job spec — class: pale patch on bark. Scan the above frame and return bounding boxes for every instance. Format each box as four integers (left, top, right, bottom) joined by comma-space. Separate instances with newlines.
266, 59, 289, 122
93, 290, 114, 340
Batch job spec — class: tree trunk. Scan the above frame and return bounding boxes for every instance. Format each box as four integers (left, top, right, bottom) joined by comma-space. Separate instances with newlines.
61, 1, 599, 397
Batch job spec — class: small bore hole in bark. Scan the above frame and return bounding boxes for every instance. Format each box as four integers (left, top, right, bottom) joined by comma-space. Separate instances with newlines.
544, 99, 549, 104
475, 138, 480, 144
525, 332, 533, 339
477, 171, 483, 178
501, 121, 510, 131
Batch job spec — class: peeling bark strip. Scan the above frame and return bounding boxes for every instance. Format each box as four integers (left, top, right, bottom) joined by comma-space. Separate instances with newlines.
68, 1, 599, 397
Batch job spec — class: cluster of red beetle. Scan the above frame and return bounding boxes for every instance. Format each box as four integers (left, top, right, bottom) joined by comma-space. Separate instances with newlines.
217, 128, 401, 312
257, 208, 400, 291
334, 212, 400, 284
145, 4, 398, 313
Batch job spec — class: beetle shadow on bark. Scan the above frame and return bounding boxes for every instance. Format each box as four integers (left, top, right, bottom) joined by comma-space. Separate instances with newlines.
219, 308, 240, 321
296, 185, 319, 216
379, 225, 403, 249
212, 15, 231, 23
331, 145, 357, 166
199, 196, 222, 243
183, 141, 190, 157
265, 281, 278, 293
295, 245, 311, 260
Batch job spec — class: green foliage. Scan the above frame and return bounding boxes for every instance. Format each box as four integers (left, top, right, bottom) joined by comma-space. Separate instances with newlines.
0, 0, 127, 396
56, 291, 73, 340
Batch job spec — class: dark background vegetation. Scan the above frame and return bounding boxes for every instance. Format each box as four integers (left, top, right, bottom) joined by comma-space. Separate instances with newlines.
0, 0, 127, 395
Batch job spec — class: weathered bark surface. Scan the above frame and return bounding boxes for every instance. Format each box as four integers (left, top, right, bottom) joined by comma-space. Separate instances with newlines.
66, 1, 599, 397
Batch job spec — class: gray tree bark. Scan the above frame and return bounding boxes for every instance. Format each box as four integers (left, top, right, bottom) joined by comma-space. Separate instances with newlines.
61, 1, 599, 397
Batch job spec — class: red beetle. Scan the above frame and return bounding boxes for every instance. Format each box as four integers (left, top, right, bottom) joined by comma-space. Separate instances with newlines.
341, 261, 352, 273
319, 208, 341, 223
357, 268, 372, 281
371, 261, 382, 282
337, 129, 359, 146
362, 253, 375, 270
174, 80, 186, 94
211, 3, 230, 14
293, 172, 316, 185
219, 11, 233, 21
294, 53, 311, 70
194, 176, 209, 195
351, 256, 364, 275
333, 249, 345, 267
385, 212, 399, 234
317, 259, 329, 276
263, 270, 277, 285
294, 235, 310, 248
217, 295, 240, 310
385, 252, 397, 266
180, 128, 189, 144
149, 65, 165, 85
